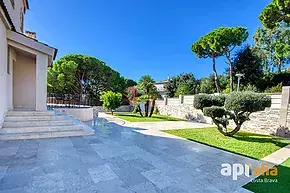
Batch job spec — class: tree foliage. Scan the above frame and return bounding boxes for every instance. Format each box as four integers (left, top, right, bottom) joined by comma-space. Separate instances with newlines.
100, 91, 122, 115
48, 54, 127, 105
138, 75, 159, 117
191, 27, 248, 93
232, 45, 263, 89
191, 31, 223, 93
124, 78, 137, 88
254, 25, 290, 72
165, 73, 199, 97
194, 92, 271, 136
260, 0, 290, 29
216, 27, 248, 92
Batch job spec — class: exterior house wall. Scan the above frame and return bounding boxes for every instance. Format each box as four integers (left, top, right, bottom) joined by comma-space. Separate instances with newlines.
6, 46, 16, 110
3, 0, 25, 32
13, 52, 36, 109
0, 0, 56, 118
0, 19, 8, 124
35, 52, 48, 111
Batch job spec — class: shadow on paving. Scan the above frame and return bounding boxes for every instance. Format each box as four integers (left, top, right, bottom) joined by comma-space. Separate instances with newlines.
0, 117, 265, 193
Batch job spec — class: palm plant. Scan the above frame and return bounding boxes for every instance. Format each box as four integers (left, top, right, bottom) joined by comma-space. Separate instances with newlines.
138, 75, 159, 117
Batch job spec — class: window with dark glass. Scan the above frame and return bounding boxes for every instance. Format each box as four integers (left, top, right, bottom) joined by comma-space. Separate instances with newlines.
10, 0, 15, 9
20, 7, 24, 32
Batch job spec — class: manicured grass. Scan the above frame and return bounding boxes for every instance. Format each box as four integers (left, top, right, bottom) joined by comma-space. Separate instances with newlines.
244, 158, 290, 193
113, 113, 185, 122
164, 127, 290, 160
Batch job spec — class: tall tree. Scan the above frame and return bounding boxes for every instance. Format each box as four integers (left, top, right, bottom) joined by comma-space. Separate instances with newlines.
165, 77, 178, 97
192, 33, 224, 93
48, 54, 127, 105
254, 25, 290, 72
260, 0, 290, 29
124, 78, 137, 88
232, 45, 263, 89
216, 27, 249, 92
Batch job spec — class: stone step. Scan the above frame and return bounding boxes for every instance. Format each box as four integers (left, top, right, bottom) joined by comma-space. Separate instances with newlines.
0, 125, 83, 134
7, 111, 55, 116
4, 115, 64, 122
0, 130, 94, 140
3, 120, 74, 128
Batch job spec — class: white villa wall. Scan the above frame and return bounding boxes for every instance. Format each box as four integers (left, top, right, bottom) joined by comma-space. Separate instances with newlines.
0, 19, 8, 125
36, 53, 48, 111
13, 53, 36, 109
7, 47, 16, 109
3, 0, 25, 32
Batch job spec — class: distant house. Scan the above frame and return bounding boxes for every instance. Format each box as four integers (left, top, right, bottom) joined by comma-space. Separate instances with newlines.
154, 80, 168, 98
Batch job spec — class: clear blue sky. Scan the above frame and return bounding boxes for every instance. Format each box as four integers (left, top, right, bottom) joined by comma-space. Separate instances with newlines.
25, 0, 271, 81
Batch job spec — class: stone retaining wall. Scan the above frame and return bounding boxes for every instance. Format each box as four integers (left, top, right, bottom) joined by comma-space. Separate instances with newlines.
157, 103, 281, 135
156, 104, 212, 124
229, 108, 280, 135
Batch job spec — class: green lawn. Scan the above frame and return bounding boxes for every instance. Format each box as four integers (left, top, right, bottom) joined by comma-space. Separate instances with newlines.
164, 128, 290, 160
113, 113, 185, 122
243, 158, 290, 193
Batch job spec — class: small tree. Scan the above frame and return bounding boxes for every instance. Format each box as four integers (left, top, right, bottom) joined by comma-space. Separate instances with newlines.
194, 92, 271, 136
101, 91, 122, 115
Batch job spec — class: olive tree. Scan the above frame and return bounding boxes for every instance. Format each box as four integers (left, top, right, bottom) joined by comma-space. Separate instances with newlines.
194, 92, 271, 136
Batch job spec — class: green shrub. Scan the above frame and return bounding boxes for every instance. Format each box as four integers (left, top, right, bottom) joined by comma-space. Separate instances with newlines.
213, 95, 226, 107
194, 94, 225, 110
203, 106, 225, 118
264, 83, 283, 93
101, 91, 122, 115
225, 92, 271, 113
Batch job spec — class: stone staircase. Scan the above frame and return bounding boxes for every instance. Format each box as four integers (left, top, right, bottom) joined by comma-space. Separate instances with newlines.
0, 111, 94, 140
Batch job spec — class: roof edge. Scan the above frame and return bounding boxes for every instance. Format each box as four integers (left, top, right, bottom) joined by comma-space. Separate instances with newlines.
0, 0, 16, 31
25, 0, 29, 9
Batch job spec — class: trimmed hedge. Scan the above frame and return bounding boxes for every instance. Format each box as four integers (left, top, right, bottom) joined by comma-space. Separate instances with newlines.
203, 106, 225, 118
194, 94, 226, 110
224, 92, 271, 113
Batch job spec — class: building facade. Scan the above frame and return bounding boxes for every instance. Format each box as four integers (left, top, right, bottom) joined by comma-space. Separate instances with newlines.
154, 80, 168, 98
0, 0, 57, 125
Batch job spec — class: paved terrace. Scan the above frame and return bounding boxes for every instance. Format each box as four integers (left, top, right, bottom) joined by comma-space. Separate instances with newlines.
0, 113, 262, 193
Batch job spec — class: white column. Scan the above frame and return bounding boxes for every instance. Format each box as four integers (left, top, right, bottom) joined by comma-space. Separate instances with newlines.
35, 53, 48, 111
279, 86, 290, 126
